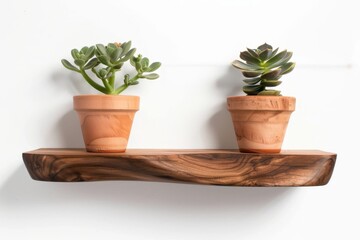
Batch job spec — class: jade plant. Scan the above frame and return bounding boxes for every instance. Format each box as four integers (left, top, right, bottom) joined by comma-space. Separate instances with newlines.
61, 41, 161, 95
232, 43, 295, 96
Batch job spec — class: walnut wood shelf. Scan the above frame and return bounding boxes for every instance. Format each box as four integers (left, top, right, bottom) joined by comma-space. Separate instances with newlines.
22, 149, 336, 186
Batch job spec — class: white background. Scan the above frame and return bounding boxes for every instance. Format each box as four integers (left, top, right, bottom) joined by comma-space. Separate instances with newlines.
0, 0, 359, 239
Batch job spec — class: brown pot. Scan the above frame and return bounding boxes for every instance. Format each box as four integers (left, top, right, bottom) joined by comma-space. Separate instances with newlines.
227, 96, 295, 153
73, 95, 140, 153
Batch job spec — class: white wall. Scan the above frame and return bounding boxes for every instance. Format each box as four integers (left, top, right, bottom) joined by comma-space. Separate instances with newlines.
0, 0, 359, 239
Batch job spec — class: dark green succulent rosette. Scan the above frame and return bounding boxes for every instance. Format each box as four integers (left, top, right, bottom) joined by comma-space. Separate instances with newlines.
232, 43, 295, 96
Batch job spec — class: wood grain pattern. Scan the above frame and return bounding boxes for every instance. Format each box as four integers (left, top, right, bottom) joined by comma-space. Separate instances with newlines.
22, 149, 336, 186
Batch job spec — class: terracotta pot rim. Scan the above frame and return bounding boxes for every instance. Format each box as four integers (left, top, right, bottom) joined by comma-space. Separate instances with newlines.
227, 95, 296, 111
227, 95, 295, 100
73, 94, 140, 111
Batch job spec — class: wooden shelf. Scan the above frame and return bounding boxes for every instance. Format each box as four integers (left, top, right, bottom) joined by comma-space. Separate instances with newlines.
22, 149, 336, 186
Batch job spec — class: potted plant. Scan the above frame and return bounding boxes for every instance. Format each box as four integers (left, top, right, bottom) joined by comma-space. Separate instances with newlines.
61, 41, 161, 153
228, 43, 296, 153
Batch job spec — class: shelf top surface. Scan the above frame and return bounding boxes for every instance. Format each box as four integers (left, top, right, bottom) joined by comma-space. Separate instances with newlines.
23, 148, 336, 156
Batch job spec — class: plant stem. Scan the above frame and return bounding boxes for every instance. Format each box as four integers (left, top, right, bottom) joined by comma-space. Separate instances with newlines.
114, 73, 142, 94
80, 69, 107, 94
108, 69, 116, 89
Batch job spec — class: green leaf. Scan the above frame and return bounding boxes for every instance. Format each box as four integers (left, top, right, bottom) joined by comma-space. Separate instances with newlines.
264, 50, 288, 67
99, 69, 107, 78
258, 90, 281, 96
259, 49, 272, 61
257, 43, 273, 51
135, 61, 142, 72
232, 60, 260, 71
246, 48, 259, 58
110, 47, 123, 62
146, 62, 161, 72
84, 46, 95, 60
71, 49, 80, 60
120, 41, 131, 57
81, 46, 89, 54
107, 43, 117, 49
261, 68, 282, 80
143, 73, 159, 80
130, 56, 136, 67
261, 79, 282, 87
83, 58, 99, 70
130, 80, 139, 85
280, 62, 296, 75
242, 70, 263, 78
96, 44, 108, 56
240, 51, 261, 65
243, 85, 265, 95
74, 59, 85, 67
141, 57, 149, 69
61, 59, 80, 72
269, 48, 279, 58
243, 77, 261, 85
120, 48, 136, 62
268, 52, 293, 69
98, 55, 112, 66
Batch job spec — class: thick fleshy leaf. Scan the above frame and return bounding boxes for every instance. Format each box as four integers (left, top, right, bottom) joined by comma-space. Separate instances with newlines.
268, 52, 293, 69
243, 85, 265, 95
246, 48, 259, 58
243, 77, 261, 85
280, 62, 296, 75
143, 73, 159, 80
99, 69, 107, 78
261, 79, 282, 87
261, 68, 282, 80
141, 57, 149, 69
264, 50, 288, 67
84, 46, 95, 60
258, 90, 281, 96
130, 80, 139, 85
240, 51, 261, 65
110, 47, 123, 62
98, 55, 111, 66
83, 58, 99, 70
130, 56, 136, 67
147, 62, 161, 72
259, 49, 272, 61
81, 46, 89, 54
242, 70, 263, 78
71, 49, 79, 60
74, 59, 85, 67
61, 59, 80, 72
232, 60, 260, 71
257, 43, 273, 51
96, 44, 108, 56
120, 48, 136, 62
269, 48, 279, 58
120, 41, 131, 57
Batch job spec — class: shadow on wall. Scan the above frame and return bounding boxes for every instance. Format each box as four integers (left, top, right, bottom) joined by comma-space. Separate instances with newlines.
0, 165, 294, 213
208, 66, 245, 148
56, 110, 83, 148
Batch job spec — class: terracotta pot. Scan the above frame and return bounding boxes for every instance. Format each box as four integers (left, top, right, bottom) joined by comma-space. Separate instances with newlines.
227, 96, 295, 153
73, 95, 140, 153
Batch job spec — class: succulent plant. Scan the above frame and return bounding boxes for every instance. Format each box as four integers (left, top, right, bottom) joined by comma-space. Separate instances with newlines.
232, 43, 295, 96
61, 41, 161, 95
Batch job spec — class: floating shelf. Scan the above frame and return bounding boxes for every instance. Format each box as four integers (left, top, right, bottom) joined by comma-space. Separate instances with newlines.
22, 149, 336, 186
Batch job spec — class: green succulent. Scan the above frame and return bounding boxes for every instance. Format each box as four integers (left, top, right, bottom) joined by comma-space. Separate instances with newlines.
232, 43, 295, 96
61, 41, 161, 95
